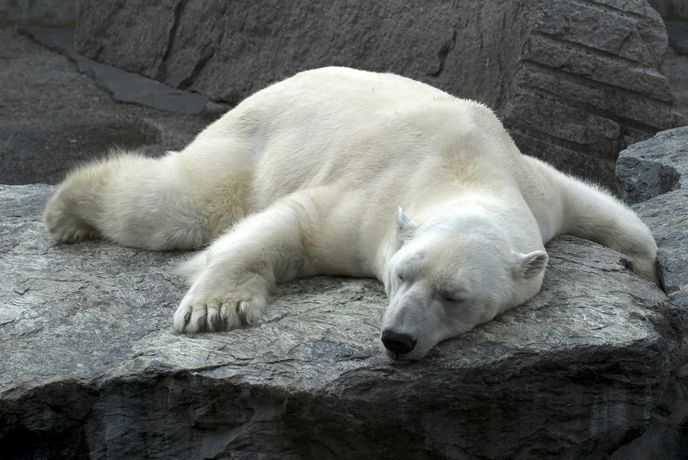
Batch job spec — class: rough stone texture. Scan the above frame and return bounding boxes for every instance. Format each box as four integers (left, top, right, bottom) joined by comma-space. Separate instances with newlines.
616, 126, 688, 203
611, 189, 688, 458
636, 190, 688, 308
0, 182, 686, 458
500, 0, 685, 186
607, 127, 688, 459
22, 27, 209, 114
619, 126, 688, 320
74, 0, 685, 188
661, 46, 688, 120
0, 28, 211, 185
649, 0, 688, 117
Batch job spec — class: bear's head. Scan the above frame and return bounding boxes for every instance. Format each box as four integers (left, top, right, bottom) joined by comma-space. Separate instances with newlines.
381, 208, 548, 360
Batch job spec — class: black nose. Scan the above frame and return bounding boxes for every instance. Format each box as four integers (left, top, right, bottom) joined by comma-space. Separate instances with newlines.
381, 330, 416, 355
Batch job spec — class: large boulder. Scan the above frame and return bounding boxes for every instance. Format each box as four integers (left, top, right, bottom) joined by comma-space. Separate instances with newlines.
1, 179, 686, 459
611, 127, 688, 458
617, 126, 688, 317
74, 0, 684, 187
616, 126, 688, 203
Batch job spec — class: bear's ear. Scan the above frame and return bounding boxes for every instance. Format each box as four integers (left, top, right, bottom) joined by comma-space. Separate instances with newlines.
514, 250, 549, 279
397, 207, 416, 243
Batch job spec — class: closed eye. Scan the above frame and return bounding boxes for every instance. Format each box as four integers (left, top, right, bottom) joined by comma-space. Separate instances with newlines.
440, 290, 466, 304
443, 294, 462, 303
396, 270, 415, 283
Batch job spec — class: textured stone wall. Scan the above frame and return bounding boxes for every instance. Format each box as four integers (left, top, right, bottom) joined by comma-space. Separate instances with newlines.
74, 0, 684, 187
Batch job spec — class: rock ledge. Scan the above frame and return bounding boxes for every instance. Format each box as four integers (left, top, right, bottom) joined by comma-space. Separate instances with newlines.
0, 184, 683, 459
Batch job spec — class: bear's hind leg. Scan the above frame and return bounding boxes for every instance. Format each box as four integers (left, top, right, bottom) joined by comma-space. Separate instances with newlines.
44, 150, 228, 250
522, 155, 658, 284
43, 155, 122, 244
560, 175, 658, 283
43, 203, 99, 244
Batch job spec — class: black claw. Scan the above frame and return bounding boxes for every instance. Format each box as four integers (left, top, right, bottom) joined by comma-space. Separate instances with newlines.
196, 315, 207, 332
237, 309, 248, 327
209, 313, 222, 331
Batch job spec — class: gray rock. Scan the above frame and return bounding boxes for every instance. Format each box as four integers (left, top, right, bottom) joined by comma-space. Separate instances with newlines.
1, 184, 685, 459
0, 28, 209, 185
74, 0, 684, 187
609, 188, 688, 458
616, 126, 688, 203
636, 191, 688, 313
661, 46, 688, 120
21, 27, 209, 115
628, 129, 688, 296
609, 127, 688, 459
649, 0, 688, 116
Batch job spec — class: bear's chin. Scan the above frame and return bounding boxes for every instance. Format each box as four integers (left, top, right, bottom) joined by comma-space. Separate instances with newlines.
384, 350, 419, 363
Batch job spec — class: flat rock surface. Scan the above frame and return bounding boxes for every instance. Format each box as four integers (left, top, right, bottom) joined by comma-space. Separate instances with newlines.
1, 184, 683, 459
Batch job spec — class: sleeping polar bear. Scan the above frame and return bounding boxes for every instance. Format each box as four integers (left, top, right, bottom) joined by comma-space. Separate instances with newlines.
44, 67, 658, 360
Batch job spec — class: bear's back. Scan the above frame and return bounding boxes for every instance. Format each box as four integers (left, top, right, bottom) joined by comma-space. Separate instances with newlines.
202, 67, 520, 208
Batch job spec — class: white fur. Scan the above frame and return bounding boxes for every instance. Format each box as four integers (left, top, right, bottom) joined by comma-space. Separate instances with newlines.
44, 67, 658, 360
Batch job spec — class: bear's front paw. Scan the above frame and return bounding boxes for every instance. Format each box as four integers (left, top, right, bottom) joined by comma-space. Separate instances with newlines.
173, 276, 269, 333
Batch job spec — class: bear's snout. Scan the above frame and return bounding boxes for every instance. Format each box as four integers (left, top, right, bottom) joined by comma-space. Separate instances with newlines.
381, 329, 416, 355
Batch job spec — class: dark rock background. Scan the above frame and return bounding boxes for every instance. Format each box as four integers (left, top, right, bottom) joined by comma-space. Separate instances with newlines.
74, 0, 685, 187
0, 28, 211, 185
1, 1, 688, 458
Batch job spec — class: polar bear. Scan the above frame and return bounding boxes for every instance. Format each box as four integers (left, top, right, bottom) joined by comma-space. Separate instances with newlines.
44, 67, 658, 360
